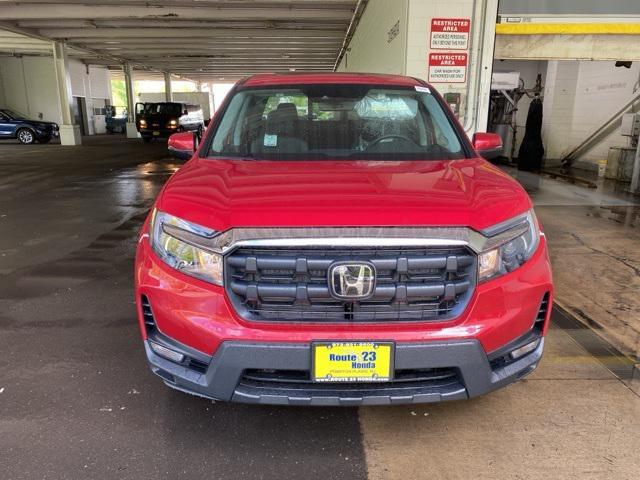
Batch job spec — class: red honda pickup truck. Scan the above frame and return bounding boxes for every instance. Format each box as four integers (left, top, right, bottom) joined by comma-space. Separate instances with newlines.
135, 73, 553, 406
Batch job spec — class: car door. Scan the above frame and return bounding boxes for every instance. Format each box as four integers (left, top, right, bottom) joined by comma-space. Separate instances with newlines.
135, 103, 146, 124
0, 112, 16, 137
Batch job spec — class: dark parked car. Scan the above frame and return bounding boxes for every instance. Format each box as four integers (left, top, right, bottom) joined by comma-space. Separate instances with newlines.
0, 109, 59, 144
135, 102, 204, 142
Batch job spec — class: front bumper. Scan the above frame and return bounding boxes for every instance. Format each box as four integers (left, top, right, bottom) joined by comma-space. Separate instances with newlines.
139, 127, 177, 138
145, 335, 544, 406
136, 225, 553, 405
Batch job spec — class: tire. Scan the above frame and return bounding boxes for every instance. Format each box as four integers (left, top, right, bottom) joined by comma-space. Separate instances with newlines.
142, 136, 152, 143
38, 136, 52, 144
17, 128, 36, 145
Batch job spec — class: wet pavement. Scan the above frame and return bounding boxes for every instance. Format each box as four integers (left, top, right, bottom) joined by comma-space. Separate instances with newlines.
508, 169, 640, 369
1, 138, 639, 479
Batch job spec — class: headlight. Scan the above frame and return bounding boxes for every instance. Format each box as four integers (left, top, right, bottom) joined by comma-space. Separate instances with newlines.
149, 210, 223, 286
478, 210, 540, 282
169, 119, 178, 126
139, 119, 147, 126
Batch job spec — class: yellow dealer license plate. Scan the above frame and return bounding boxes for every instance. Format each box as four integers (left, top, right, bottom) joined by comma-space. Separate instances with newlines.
153, 131, 160, 136
312, 342, 393, 383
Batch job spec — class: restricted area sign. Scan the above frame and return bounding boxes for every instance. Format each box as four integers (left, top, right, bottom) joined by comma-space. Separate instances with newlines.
430, 18, 471, 50
428, 53, 468, 83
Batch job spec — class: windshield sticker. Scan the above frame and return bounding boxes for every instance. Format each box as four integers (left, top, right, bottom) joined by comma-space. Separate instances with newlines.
415, 86, 431, 93
264, 134, 278, 147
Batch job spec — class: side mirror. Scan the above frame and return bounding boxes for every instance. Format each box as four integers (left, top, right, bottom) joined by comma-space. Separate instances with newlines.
168, 131, 197, 160
183, 109, 189, 116
472, 132, 503, 160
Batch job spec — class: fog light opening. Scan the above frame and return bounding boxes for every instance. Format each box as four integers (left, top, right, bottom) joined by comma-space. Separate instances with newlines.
510, 339, 541, 360
149, 341, 185, 363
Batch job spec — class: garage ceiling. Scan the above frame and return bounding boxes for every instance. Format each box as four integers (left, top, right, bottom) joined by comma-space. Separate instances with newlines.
0, 0, 363, 81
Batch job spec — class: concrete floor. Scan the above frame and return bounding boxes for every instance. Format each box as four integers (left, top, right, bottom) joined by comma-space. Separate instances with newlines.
508, 169, 640, 376
0, 137, 639, 480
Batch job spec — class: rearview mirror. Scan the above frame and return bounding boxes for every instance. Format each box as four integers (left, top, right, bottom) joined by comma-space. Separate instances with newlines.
168, 131, 198, 160
472, 132, 503, 160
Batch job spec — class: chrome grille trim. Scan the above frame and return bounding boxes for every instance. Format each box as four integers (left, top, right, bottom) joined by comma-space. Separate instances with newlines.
162, 224, 529, 255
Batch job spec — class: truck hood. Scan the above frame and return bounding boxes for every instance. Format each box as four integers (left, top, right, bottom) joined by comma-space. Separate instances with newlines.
157, 158, 532, 232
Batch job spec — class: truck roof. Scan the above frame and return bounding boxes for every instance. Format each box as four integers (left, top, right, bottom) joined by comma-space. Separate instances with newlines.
241, 72, 426, 88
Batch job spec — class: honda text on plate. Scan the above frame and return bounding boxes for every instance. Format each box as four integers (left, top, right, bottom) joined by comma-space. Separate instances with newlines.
135, 73, 553, 406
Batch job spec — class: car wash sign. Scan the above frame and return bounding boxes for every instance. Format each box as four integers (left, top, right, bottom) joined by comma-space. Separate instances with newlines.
428, 53, 468, 83
430, 18, 471, 50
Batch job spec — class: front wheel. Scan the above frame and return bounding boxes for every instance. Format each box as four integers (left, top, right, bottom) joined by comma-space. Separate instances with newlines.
17, 128, 36, 145
142, 136, 152, 143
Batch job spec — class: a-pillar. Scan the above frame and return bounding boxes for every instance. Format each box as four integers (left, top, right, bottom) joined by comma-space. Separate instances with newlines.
164, 72, 173, 102
123, 63, 139, 138
52, 41, 81, 145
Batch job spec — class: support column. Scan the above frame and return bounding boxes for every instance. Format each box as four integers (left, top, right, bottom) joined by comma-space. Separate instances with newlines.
52, 41, 81, 145
631, 138, 640, 193
123, 63, 139, 139
164, 72, 173, 102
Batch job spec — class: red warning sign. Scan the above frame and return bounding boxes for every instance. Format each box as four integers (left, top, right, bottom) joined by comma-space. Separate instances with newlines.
428, 53, 468, 83
430, 18, 471, 50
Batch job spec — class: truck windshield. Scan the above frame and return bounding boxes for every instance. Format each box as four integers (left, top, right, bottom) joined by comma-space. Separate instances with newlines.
144, 103, 182, 116
207, 85, 466, 160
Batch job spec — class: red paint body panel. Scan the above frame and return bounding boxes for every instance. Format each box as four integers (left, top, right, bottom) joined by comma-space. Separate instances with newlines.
157, 158, 531, 232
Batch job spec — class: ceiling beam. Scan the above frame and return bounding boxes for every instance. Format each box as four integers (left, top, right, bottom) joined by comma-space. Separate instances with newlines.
0, 1, 357, 78
16, 19, 349, 29
0, 0, 355, 6
66, 39, 344, 46
0, 21, 200, 81
35, 28, 344, 39
0, 5, 354, 21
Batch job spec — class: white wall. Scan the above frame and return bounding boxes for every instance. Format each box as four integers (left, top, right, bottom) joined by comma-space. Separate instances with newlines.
0, 56, 112, 134
0, 70, 6, 107
405, 0, 485, 122
0, 56, 62, 124
68, 59, 112, 135
336, 0, 408, 74
568, 61, 640, 163
543, 60, 640, 165
340, 0, 496, 131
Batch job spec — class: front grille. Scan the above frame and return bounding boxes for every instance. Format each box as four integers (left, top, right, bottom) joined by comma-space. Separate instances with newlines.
141, 295, 156, 327
225, 246, 476, 322
235, 367, 465, 404
536, 292, 551, 327
237, 367, 462, 397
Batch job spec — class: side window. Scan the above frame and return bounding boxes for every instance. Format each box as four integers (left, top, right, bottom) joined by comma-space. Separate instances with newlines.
211, 93, 249, 153
422, 95, 458, 151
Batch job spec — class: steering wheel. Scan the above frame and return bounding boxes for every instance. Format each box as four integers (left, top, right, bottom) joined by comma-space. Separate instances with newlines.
366, 134, 417, 150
